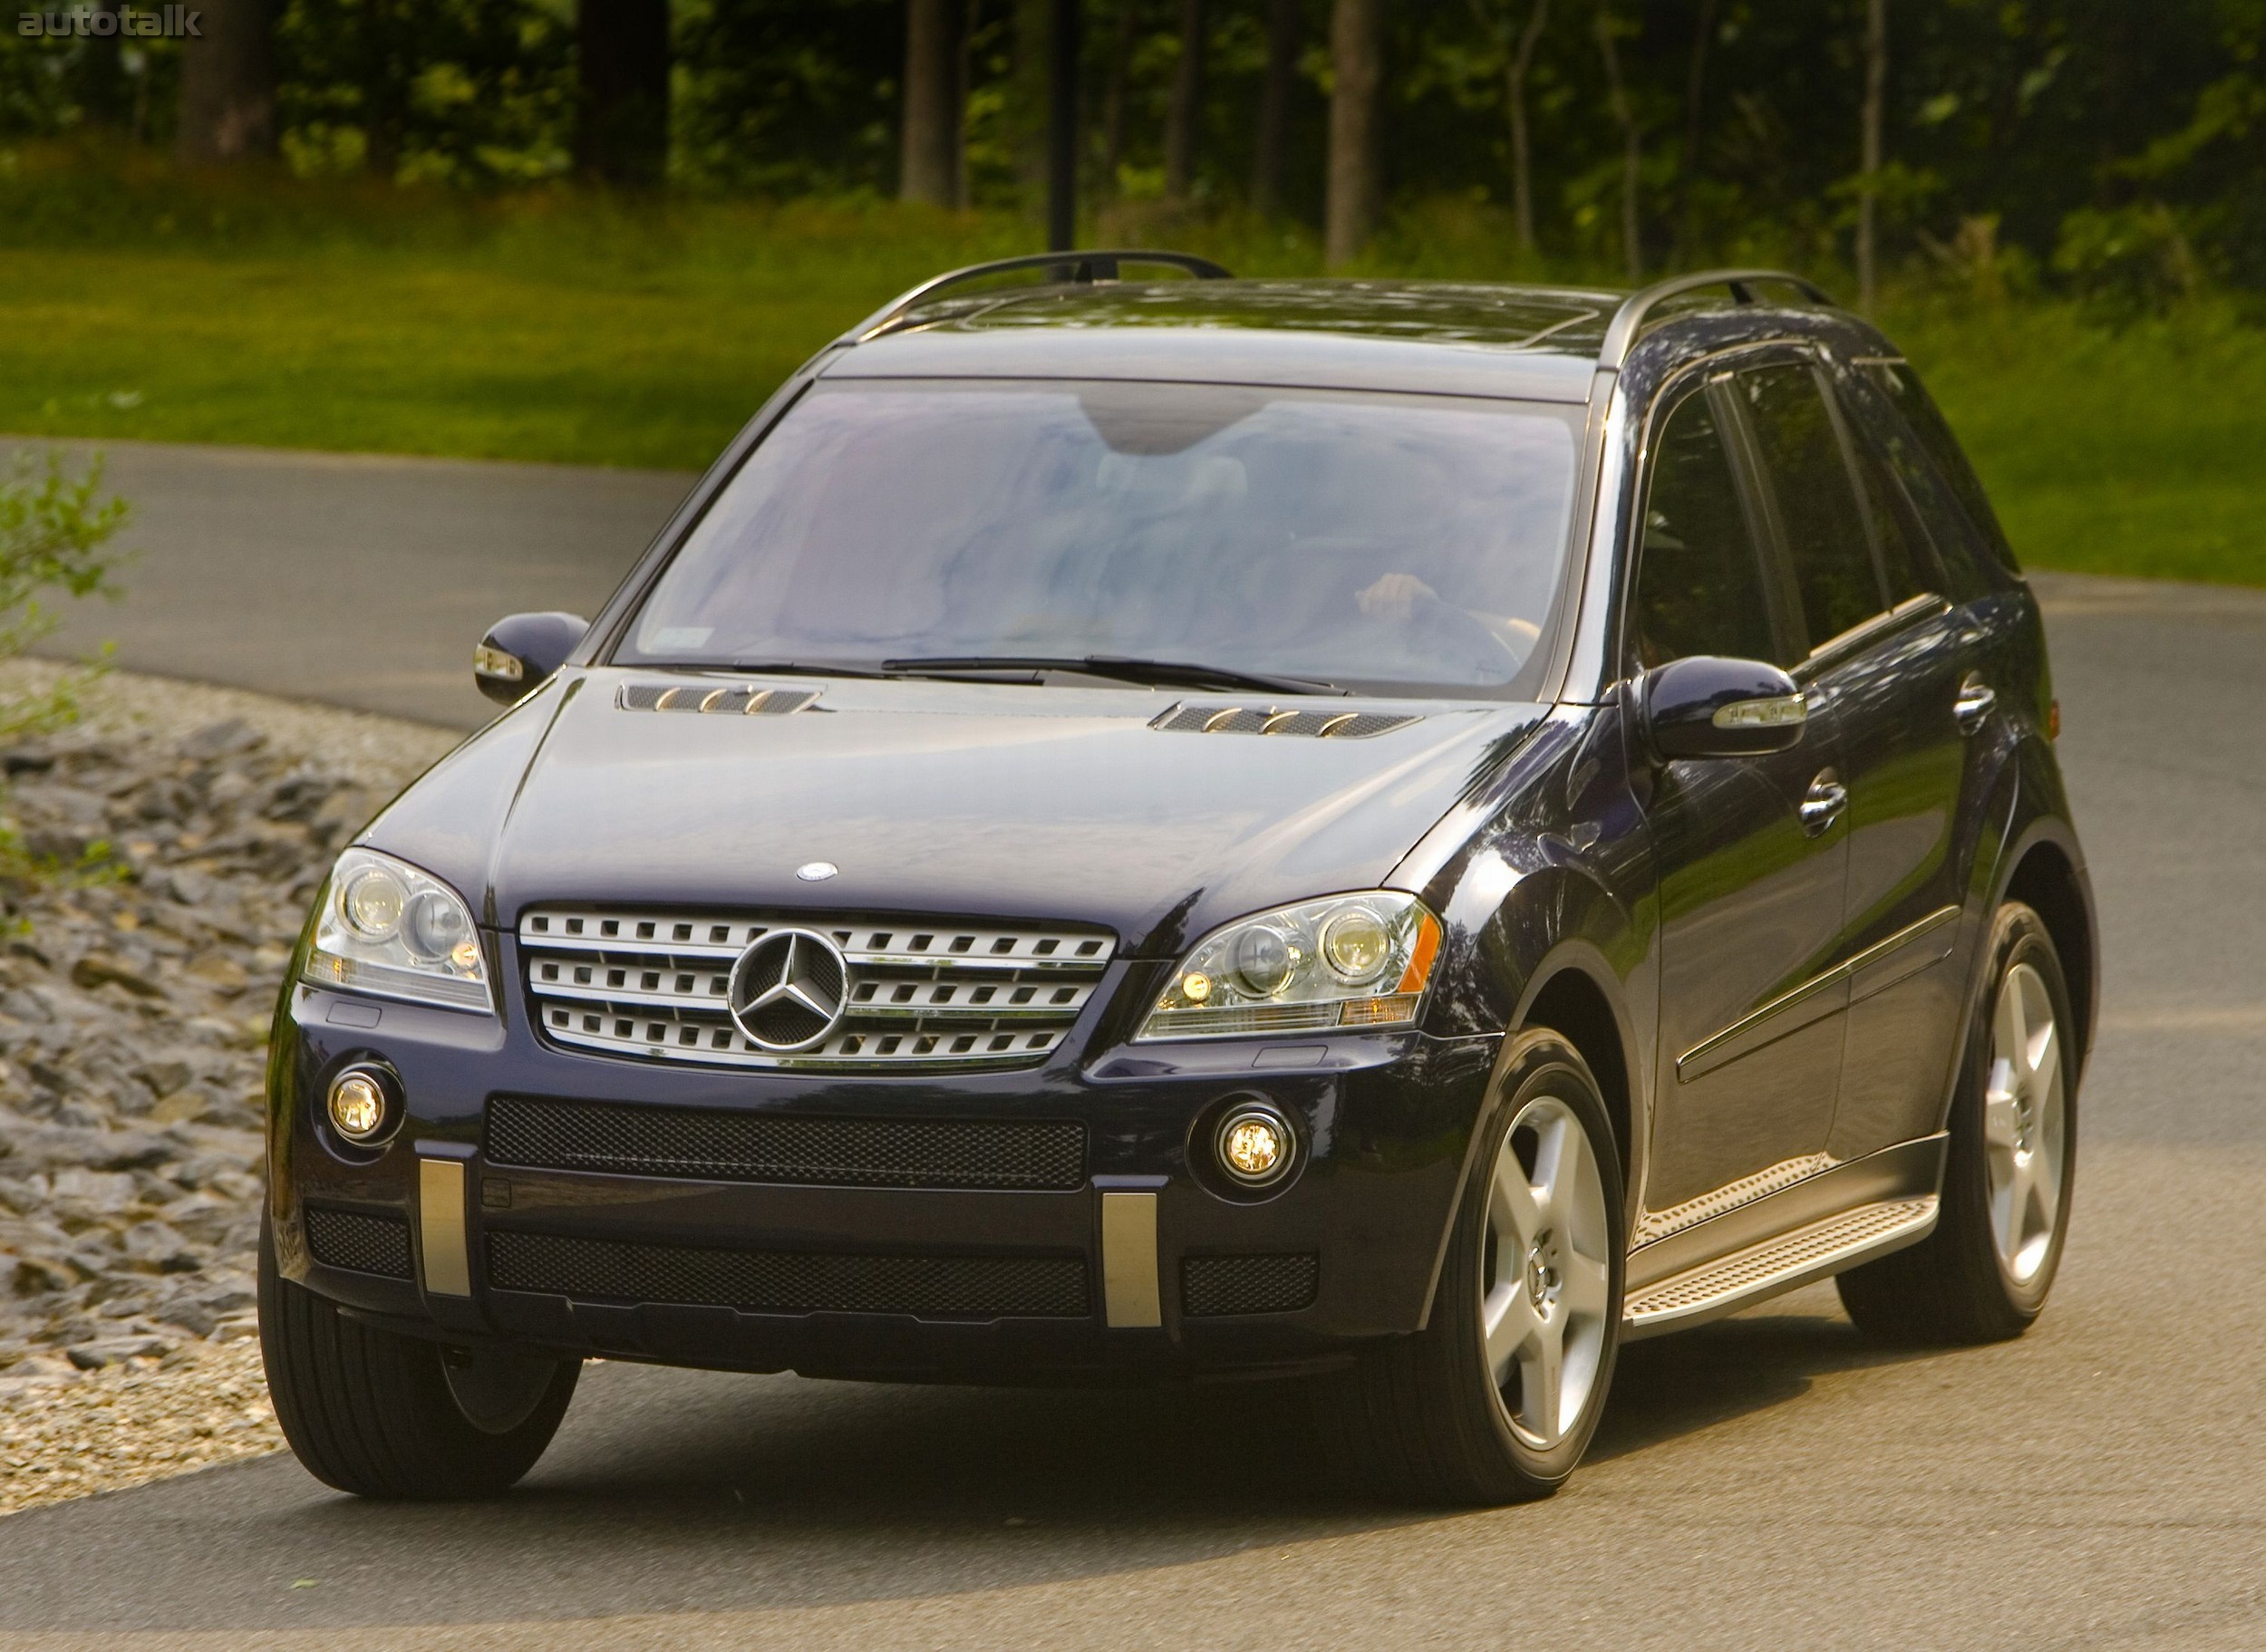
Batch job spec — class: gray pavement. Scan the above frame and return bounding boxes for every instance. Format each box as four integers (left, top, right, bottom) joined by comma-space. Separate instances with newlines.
0, 442, 2261, 1647
15, 437, 695, 729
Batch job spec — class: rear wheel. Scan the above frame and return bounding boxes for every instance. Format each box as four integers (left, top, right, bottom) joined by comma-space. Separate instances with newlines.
1838, 900, 2077, 1343
1322, 1032, 1624, 1504
259, 1216, 580, 1499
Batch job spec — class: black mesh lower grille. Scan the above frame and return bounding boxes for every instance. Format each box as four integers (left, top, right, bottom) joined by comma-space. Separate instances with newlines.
488, 1230, 1091, 1319
485, 1097, 1087, 1192
305, 1206, 413, 1280
1181, 1253, 1320, 1317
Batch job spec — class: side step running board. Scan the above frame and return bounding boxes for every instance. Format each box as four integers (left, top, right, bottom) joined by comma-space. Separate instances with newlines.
1622, 1196, 1938, 1340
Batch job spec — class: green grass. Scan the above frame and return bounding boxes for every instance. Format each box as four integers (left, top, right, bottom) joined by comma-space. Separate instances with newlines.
0, 155, 2258, 584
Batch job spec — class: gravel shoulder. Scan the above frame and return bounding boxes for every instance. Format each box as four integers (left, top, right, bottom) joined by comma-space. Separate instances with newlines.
0, 658, 458, 1516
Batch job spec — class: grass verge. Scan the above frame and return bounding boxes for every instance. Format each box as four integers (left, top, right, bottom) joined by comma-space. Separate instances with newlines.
0, 166, 2257, 584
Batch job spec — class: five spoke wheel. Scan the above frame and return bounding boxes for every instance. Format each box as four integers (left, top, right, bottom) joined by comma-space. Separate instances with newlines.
1983, 961, 2067, 1284
1481, 1095, 1612, 1449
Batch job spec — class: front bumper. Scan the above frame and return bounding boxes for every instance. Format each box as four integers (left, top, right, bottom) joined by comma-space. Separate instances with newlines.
269, 970, 1497, 1384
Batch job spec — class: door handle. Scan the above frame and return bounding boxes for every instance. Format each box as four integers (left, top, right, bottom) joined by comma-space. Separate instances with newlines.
1800, 772, 1848, 836
1953, 674, 1997, 736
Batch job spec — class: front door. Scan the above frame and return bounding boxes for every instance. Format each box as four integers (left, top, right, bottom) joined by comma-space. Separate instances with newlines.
1629, 376, 1852, 1234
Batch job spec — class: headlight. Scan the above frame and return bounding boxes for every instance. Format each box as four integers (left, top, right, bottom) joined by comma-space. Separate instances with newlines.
1138, 892, 1441, 1041
302, 847, 492, 1013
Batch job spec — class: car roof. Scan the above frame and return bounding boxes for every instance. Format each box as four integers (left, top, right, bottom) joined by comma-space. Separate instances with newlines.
821, 279, 1624, 402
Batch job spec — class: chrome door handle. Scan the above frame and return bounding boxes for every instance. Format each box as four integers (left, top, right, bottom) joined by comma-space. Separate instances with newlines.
1954, 675, 1997, 736
1799, 773, 1848, 836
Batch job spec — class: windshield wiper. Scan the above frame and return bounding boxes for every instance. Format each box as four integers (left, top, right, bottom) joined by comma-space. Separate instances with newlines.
881, 654, 1348, 697
703, 660, 892, 680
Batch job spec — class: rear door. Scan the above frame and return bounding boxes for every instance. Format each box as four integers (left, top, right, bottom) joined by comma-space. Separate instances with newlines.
1730, 354, 1974, 1164
1629, 372, 1852, 1232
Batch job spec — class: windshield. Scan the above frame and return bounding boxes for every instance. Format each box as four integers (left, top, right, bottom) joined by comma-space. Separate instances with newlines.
622, 380, 1582, 697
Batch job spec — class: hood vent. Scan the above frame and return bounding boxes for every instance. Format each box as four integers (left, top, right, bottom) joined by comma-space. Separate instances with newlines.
618, 682, 820, 717
1151, 702, 1420, 739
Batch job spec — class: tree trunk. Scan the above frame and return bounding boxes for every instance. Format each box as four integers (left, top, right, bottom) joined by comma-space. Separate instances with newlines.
1163, 0, 1206, 204
79, 1, 131, 130
955, 0, 980, 207
1326, 0, 1383, 268
575, 0, 671, 189
363, 0, 405, 182
1858, 0, 1887, 314
1012, 0, 1053, 206
1593, 4, 1641, 283
1250, 0, 1298, 217
902, 0, 963, 206
1506, 0, 1547, 255
173, 0, 277, 163
1101, 0, 1139, 188
1047, 0, 1080, 248
1675, 0, 1717, 256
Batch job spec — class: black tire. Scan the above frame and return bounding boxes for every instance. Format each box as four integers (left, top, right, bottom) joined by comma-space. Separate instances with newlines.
1318, 1031, 1626, 1505
1838, 901, 2079, 1344
258, 1216, 581, 1499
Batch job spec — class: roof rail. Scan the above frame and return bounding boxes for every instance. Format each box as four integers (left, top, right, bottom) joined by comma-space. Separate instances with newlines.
845, 249, 1235, 343
1598, 268, 1834, 371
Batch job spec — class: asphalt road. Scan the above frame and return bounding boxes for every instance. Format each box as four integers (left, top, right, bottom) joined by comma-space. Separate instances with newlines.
2, 441, 2263, 1648
21, 438, 695, 729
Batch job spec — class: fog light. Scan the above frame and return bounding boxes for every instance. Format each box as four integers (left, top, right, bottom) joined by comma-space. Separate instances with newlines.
1215, 1104, 1294, 1188
327, 1069, 390, 1143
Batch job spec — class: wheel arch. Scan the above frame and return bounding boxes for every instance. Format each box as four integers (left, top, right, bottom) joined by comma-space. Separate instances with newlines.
1514, 956, 1638, 1191
1999, 832, 2097, 1077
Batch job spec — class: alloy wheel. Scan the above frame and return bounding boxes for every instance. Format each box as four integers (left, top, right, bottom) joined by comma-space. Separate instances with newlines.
1480, 1095, 1612, 1449
1983, 961, 2068, 1284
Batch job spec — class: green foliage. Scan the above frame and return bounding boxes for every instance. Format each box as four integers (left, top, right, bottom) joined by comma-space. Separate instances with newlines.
0, 448, 125, 745
277, 0, 575, 186
2052, 202, 2198, 323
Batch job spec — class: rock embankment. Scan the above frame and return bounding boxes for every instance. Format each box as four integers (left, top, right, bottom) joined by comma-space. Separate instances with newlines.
0, 661, 457, 1511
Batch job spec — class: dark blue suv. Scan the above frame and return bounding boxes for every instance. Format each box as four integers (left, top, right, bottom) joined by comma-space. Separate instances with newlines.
260, 255, 2095, 1505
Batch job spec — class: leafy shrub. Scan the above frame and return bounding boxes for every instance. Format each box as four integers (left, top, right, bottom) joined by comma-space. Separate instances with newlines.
0, 449, 126, 740
2053, 202, 2199, 323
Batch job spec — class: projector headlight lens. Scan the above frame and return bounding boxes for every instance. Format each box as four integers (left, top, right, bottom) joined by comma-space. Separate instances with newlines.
304, 847, 492, 1013
1138, 892, 1441, 1041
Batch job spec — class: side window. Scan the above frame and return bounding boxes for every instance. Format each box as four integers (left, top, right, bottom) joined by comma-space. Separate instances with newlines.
1737, 362, 1885, 649
1629, 387, 1781, 671
1860, 360, 2019, 584
1847, 421, 1937, 604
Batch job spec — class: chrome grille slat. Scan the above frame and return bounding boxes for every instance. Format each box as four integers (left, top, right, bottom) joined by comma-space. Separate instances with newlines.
521, 907, 1116, 1072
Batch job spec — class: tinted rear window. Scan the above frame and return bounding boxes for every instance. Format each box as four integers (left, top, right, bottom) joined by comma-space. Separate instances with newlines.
622, 381, 1582, 697
1860, 361, 2019, 581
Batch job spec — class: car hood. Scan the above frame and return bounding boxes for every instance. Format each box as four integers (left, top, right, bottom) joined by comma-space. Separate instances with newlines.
368, 670, 1545, 956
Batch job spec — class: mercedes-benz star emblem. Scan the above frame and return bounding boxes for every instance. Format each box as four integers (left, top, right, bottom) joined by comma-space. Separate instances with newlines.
727, 928, 850, 1051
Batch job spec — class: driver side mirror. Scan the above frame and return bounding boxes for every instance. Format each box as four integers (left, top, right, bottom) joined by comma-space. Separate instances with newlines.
474, 612, 588, 707
1643, 655, 1808, 759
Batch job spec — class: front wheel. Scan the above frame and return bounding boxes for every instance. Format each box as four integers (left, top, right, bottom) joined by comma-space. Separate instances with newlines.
1838, 900, 2078, 1343
1320, 1031, 1625, 1504
259, 1216, 581, 1499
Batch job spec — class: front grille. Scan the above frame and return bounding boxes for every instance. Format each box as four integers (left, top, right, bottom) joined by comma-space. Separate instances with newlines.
305, 1206, 413, 1280
1181, 1252, 1320, 1317
487, 1097, 1087, 1191
520, 908, 1116, 1072
488, 1230, 1090, 1319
